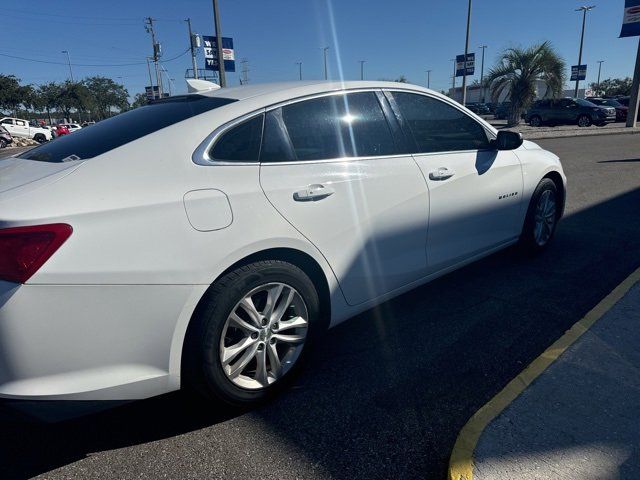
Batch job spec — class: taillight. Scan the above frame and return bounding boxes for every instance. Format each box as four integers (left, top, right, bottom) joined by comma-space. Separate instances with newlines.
0, 224, 72, 283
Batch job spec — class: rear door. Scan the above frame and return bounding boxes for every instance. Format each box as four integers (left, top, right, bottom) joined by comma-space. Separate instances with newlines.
259, 90, 430, 306
387, 90, 523, 271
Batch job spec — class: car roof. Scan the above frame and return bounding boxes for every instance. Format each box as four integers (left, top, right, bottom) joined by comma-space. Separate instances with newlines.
195, 80, 435, 102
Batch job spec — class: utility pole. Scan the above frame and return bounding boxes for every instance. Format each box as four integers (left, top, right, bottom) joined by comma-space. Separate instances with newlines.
426, 69, 432, 89
574, 5, 595, 98
61, 50, 74, 82
295, 61, 302, 80
212, 0, 226, 87
461, 0, 472, 105
323, 47, 329, 80
451, 58, 456, 97
479, 45, 487, 103
627, 38, 640, 128
240, 58, 249, 84
146, 57, 154, 90
596, 60, 604, 95
358, 60, 366, 80
186, 18, 199, 79
145, 17, 163, 97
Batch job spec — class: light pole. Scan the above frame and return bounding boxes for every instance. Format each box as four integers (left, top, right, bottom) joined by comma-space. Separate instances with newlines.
359, 60, 366, 80
596, 60, 604, 95
426, 69, 432, 89
322, 47, 329, 80
295, 61, 303, 80
61, 50, 74, 82
574, 5, 595, 98
479, 45, 487, 103
212, 0, 226, 87
461, 0, 472, 105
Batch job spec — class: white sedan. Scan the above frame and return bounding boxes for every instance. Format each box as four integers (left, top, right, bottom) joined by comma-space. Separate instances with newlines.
0, 80, 565, 407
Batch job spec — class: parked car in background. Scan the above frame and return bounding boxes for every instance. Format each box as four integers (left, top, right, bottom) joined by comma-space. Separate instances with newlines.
0, 80, 566, 409
53, 124, 71, 137
586, 97, 628, 122
81, 121, 96, 128
493, 102, 511, 120
0, 126, 13, 148
525, 98, 616, 127
0, 117, 51, 143
60, 123, 82, 132
466, 103, 490, 115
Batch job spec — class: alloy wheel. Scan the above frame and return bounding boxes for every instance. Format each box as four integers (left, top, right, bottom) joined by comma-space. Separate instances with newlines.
219, 282, 309, 390
533, 190, 557, 246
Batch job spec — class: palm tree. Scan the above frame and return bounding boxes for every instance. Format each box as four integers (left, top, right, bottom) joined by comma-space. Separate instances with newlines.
485, 42, 565, 126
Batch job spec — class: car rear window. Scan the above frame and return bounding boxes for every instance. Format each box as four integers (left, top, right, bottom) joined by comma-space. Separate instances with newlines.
19, 95, 237, 163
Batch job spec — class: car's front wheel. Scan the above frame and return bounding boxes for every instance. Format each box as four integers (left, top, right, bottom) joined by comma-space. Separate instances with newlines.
0, 139, 6, 149
577, 114, 592, 127
519, 178, 559, 254
184, 260, 320, 406
529, 115, 542, 127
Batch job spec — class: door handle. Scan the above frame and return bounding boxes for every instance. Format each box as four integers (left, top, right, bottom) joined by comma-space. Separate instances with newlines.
293, 183, 335, 201
429, 167, 455, 181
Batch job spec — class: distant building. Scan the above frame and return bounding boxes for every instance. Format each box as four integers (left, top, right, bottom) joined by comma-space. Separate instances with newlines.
448, 80, 587, 103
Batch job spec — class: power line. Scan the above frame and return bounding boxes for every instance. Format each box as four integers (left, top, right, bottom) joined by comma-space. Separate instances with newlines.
0, 49, 189, 67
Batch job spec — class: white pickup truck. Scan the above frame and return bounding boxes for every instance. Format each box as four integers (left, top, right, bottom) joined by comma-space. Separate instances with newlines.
0, 117, 52, 143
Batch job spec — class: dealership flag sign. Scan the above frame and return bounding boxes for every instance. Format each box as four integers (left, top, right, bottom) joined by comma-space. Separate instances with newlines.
621, 0, 640, 37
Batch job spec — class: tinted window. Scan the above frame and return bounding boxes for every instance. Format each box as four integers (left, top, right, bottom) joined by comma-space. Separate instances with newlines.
19, 95, 237, 163
268, 91, 395, 161
391, 92, 491, 153
576, 98, 596, 107
1, 119, 13, 125
210, 114, 263, 162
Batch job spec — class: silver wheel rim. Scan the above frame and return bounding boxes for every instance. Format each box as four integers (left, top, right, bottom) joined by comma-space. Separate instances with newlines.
578, 116, 590, 127
219, 282, 309, 390
533, 189, 556, 246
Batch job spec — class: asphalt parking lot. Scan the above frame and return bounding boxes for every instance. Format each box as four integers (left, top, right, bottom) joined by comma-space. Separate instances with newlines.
1, 133, 640, 480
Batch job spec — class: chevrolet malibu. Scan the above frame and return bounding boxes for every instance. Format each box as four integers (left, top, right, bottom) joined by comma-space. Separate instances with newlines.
0, 81, 566, 407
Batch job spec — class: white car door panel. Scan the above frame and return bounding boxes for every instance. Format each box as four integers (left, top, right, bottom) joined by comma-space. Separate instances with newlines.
258, 91, 429, 306
388, 90, 523, 271
413, 150, 523, 270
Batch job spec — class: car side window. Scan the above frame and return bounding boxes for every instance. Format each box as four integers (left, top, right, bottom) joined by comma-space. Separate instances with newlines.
209, 114, 264, 162
390, 92, 491, 153
16, 120, 25, 126
1, 119, 12, 125
264, 91, 396, 162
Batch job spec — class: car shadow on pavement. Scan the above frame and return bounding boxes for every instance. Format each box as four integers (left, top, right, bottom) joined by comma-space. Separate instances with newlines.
1, 188, 639, 480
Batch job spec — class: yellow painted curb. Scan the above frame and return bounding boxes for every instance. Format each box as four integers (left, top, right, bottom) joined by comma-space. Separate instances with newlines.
448, 266, 640, 480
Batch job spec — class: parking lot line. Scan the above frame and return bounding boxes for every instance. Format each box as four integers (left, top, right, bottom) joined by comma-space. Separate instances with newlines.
448, 265, 640, 480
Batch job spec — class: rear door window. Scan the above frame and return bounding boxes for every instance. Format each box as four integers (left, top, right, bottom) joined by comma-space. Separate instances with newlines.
19, 95, 237, 163
209, 114, 264, 162
262, 91, 396, 162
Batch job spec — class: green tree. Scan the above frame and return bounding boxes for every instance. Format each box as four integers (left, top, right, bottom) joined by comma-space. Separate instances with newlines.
36, 83, 63, 125
0, 74, 30, 116
130, 92, 149, 109
83, 76, 129, 119
485, 42, 565, 126
57, 81, 94, 120
590, 77, 632, 97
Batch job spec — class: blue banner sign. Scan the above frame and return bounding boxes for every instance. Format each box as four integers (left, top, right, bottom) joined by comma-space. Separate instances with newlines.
456, 53, 475, 77
621, 0, 640, 37
570, 65, 587, 81
203, 36, 236, 72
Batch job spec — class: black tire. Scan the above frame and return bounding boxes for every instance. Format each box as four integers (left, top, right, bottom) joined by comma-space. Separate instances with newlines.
34, 133, 46, 143
577, 114, 592, 127
529, 115, 542, 127
0, 139, 6, 149
183, 260, 321, 407
519, 178, 559, 254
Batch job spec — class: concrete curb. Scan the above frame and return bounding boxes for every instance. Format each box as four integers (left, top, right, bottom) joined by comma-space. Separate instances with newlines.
448, 266, 640, 480
523, 127, 640, 140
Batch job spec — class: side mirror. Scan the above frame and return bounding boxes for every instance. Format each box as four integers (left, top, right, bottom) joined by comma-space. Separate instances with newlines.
495, 130, 523, 150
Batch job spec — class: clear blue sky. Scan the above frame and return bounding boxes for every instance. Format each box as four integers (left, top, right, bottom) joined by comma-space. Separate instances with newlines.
0, 0, 636, 97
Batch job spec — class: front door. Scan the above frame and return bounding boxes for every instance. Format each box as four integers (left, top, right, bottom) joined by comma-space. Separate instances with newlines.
259, 91, 430, 306
387, 91, 524, 271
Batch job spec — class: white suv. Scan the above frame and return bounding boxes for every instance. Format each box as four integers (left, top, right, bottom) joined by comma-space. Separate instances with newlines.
0, 81, 565, 408
0, 117, 51, 142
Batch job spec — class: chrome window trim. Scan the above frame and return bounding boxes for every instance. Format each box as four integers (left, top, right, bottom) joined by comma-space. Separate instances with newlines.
192, 109, 265, 166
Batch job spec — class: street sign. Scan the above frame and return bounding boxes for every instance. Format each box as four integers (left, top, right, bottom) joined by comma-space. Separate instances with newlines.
145, 85, 160, 100
456, 53, 475, 77
570, 65, 587, 81
621, 0, 640, 37
203, 36, 236, 72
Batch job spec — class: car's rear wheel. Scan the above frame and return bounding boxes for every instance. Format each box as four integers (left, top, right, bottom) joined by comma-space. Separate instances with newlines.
183, 260, 320, 406
577, 114, 592, 127
0, 139, 6, 148
529, 115, 542, 127
519, 178, 559, 254
34, 133, 46, 143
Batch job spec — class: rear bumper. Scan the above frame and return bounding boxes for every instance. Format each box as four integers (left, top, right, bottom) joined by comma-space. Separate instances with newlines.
0, 281, 204, 401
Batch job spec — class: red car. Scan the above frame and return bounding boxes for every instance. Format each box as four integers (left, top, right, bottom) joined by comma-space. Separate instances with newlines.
53, 124, 71, 137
